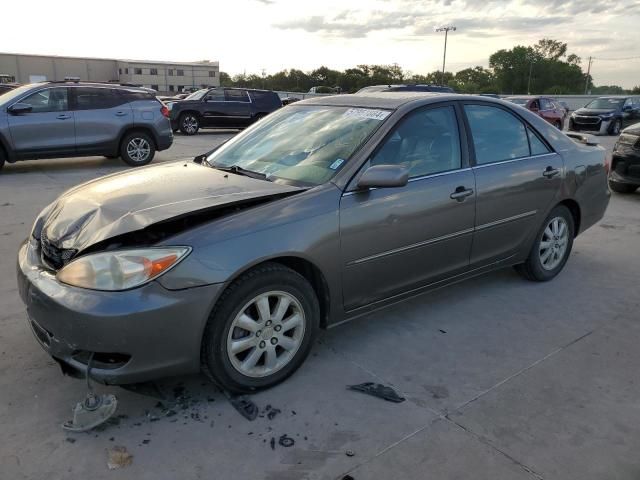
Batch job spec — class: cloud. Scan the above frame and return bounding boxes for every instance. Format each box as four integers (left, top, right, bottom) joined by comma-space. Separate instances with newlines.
275, 10, 418, 38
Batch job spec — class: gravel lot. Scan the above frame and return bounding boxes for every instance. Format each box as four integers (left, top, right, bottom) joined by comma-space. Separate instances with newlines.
2, 131, 639, 480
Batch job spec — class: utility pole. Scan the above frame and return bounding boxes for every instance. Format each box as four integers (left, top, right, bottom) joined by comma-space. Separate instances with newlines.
584, 56, 593, 94
527, 61, 533, 94
435, 25, 456, 85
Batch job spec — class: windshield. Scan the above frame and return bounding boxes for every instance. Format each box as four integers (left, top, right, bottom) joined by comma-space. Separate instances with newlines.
0, 83, 40, 105
507, 98, 529, 105
585, 98, 625, 109
206, 105, 390, 186
185, 89, 208, 101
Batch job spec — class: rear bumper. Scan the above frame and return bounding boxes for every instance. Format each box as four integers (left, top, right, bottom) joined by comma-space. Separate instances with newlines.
16, 239, 222, 384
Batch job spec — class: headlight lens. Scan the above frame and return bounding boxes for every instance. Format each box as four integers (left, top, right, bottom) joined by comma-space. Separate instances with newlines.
57, 247, 191, 291
600, 113, 614, 119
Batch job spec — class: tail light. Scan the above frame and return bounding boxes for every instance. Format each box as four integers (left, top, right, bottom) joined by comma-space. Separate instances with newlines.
160, 105, 170, 118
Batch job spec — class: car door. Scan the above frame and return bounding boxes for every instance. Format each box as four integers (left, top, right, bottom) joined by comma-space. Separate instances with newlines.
340, 104, 476, 311
200, 88, 227, 127
7, 87, 75, 159
71, 87, 133, 155
462, 103, 563, 266
223, 89, 252, 127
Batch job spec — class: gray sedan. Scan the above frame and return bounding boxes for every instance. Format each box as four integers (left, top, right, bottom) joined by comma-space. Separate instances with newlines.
17, 93, 610, 393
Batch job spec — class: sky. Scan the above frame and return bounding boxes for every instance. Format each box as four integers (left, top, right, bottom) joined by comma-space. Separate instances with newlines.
2, 0, 639, 88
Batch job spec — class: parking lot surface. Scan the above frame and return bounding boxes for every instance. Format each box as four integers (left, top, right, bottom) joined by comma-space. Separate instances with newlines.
2, 132, 639, 480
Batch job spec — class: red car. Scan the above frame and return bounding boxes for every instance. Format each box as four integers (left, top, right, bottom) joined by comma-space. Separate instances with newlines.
506, 96, 565, 130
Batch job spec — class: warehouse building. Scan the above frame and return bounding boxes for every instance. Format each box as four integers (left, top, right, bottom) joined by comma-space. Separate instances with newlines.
0, 52, 219, 94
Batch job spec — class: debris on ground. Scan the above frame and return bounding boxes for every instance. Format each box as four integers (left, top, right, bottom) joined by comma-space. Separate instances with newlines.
342, 475, 355, 480
62, 393, 118, 432
270, 437, 276, 450
107, 446, 133, 470
228, 395, 259, 421
265, 405, 281, 420
278, 435, 295, 448
345, 450, 355, 457
347, 382, 405, 403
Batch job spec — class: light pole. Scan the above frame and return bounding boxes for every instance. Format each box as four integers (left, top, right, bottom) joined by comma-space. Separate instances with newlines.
435, 25, 456, 85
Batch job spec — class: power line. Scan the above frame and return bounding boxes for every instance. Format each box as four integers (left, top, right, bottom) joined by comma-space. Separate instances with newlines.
591, 56, 640, 61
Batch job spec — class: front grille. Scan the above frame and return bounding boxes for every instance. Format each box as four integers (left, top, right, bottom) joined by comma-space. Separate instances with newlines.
574, 116, 601, 125
40, 230, 76, 270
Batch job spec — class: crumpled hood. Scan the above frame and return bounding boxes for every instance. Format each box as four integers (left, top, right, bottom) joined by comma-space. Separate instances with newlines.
40, 160, 303, 252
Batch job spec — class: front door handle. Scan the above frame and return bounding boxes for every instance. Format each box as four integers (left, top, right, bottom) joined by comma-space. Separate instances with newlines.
450, 186, 474, 201
543, 166, 560, 178
115, 111, 128, 117
56, 114, 71, 120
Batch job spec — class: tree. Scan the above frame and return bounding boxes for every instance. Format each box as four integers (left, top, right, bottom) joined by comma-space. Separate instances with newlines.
631, 85, 640, 94
453, 66, 496, 93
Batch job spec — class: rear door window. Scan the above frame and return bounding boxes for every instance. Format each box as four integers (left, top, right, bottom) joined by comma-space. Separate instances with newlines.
225, 89, 250, 103
464, 104, 530, 164
527, 127, 550, 156
74, 87, 124, 110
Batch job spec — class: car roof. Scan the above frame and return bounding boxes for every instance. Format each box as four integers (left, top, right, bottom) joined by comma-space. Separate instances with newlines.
297, 92, 466, 110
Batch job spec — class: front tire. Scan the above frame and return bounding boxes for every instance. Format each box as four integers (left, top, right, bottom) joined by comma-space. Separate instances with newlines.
554, 120, 562, 130
609, 119, 621, 136
0, 149, 5, 172
201, 263, 319, 393
515, 205, 574, 282
120, 132, 155, 167
179, 113, 200, 135
608, 181, 638, 194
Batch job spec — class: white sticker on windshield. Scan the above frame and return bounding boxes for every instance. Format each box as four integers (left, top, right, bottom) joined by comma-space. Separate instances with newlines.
343, 108, 391, 121
329, 158, 345, 170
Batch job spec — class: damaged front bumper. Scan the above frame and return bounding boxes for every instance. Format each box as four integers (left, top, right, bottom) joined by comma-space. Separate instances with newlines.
16, 239, 223, 385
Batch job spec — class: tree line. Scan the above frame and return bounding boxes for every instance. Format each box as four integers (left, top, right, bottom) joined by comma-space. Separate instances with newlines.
220, 39, 639, 95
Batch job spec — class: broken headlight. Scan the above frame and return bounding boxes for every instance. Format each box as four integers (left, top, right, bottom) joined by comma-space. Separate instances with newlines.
56, 247, 191, 291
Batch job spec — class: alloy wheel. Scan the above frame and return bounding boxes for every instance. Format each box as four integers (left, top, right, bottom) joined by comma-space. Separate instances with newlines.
182, 116, 198, 134
539, 216, 569, 271
126, 138, 151, 163
226, 291, 306, 378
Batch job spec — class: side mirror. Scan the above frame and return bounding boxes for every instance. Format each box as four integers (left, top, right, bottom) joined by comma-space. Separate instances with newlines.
530, 106, 539, 112
622, 105, 632, 112
8, 103, 32, 115
356, 164, 409, 190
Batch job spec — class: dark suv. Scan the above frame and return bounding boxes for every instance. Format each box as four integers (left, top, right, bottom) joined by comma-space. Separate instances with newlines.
168, 87, 282, 135
0, 82, 173, 171
569, 96, 640, 135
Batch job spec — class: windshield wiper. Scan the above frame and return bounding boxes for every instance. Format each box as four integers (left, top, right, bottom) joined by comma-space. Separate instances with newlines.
213, 164, 269, 180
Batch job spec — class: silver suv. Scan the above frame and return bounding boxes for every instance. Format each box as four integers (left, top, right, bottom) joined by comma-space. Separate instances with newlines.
0, 82, 173, 171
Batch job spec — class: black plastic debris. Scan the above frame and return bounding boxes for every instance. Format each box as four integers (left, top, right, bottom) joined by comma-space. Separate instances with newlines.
270, 437, 276, 450
345, 450, 355, 457
347, 382, 405, 403
278, 435, 295, 448
227, 395, 259, 421
342, 475, 355, 480
266, 406, 281, 420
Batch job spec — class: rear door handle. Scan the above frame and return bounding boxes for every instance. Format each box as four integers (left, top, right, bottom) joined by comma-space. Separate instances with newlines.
56, 114, 71, 120
115, 111, 128, 117
450, 186, 474, 201
543, 167, 560, 178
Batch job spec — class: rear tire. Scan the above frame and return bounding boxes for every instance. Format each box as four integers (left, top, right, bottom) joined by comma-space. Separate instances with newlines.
608, 181, 638, 194
120, 132, 155, 167
179, 113, 200, 135
554, 120, 562, 130
0, 149, 5, 172
515, 205, 574, 282
201, 263, 319, 393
